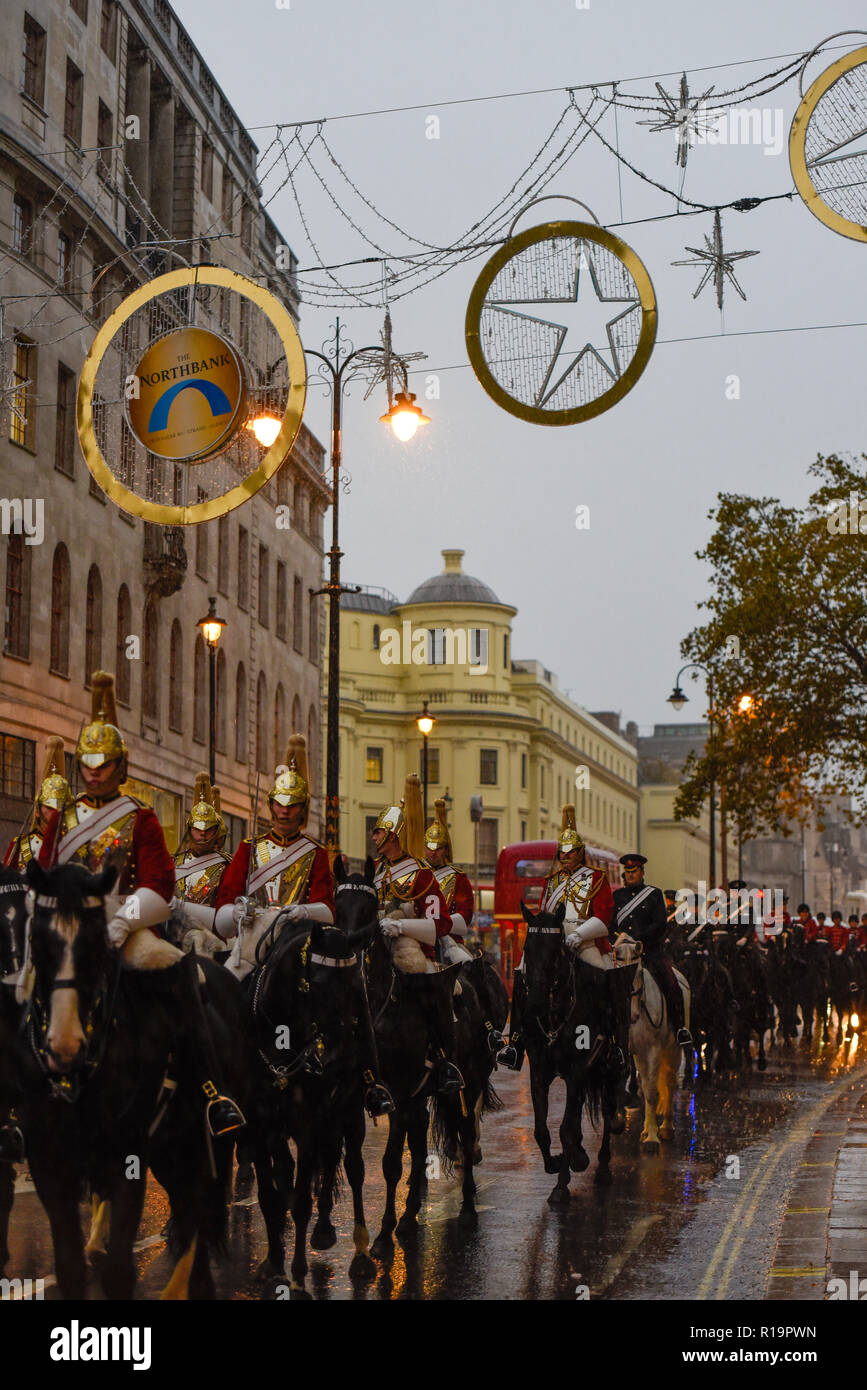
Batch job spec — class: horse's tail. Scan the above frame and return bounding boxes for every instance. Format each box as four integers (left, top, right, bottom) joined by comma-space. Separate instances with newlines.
429, 1093, 462, 1174
482, 1071, 503, 1116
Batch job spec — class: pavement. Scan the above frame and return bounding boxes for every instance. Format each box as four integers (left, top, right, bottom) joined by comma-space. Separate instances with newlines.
766, 1074, 867, 1300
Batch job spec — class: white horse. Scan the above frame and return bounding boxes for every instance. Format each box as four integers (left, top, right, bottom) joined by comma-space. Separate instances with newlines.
613, 933, 691, 1154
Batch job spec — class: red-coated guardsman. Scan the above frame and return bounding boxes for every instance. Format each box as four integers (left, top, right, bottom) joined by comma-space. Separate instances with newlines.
171, 772, 229, 937
796, 903, 820, 942
4, 736, 76, 871
824, 910, 849, 952
37, 670, 244, 1137
371, 775, 465, 1096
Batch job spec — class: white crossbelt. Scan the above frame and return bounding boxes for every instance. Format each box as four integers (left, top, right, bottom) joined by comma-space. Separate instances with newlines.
175, 852, 225, 882
56, 796, 138, 864
247, 836, 315, 898
616, 884, 656, 927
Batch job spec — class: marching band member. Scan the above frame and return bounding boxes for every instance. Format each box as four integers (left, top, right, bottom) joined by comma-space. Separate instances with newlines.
372, 776, 465, 1096
613, 853, 692, 1047
171, 773, 230, 935
39, 671, 244, 1137
500, 806, 621, 1072
424, 797, 504, 1054
215, 737, 392, 1118
4, 736, 76, 871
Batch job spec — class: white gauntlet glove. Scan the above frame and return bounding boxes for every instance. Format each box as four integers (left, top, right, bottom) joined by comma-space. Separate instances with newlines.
380, 919, 402, 939
107, 888, 170, 949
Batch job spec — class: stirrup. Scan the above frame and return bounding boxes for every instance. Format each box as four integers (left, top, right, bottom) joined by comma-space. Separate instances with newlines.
486, 1026, 505, 1053
364, 1082, 395, 1118
676, 1028, 693, 1047
497, 1040, 523, 1072
436, 1060, 465, 1096
204, 1086, 246, 1137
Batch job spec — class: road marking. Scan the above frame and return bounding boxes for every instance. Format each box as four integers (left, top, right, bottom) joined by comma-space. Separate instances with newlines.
785, 1207, 830, 1214
697, 1059, 867, 1301
769, 1267, 825, 1277
591, 1214, 661, 1298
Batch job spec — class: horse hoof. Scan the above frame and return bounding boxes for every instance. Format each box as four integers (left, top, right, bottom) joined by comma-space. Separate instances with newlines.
256, 1258, 284, 1281
457, 1206, 478, 1231
310, 1221, 337, 1251
593, 1165, 613, 1187
641, 1139, 659, 1155
547, 1185, 570, 1206
568, 1147, 590, 1174
349, 1252, 377, 1280
658, 1125, 674, 1142
370, 1236, 394, 1264
543, 1153, 563, 1174
471, 1146, 483, 1165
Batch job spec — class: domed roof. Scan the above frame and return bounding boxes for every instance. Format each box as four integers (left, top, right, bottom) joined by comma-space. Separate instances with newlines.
404, 550, 503, 606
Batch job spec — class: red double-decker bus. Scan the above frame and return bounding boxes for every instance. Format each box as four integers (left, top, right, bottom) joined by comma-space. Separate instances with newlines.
492, 840, 622, 994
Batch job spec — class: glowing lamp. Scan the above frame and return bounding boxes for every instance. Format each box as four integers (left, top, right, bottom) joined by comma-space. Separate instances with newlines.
247, 414, 282, 447
380, 391, 430, 442
197, 596, 227, 649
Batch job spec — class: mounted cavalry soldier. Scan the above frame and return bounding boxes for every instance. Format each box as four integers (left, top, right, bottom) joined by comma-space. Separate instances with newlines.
4, 736, 76, 871
500, 806, 627, 1072
38, 671, 245, 1138
372, 775, 465, 1096
424, 797, 505, 1055
171, 773, 230, 937
215, 736, 393, 1118
613, 853, 692, 1047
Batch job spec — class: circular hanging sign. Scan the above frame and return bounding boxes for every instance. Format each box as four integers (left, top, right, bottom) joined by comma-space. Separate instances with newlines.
126, 326, 246, 461
465, 220, 657, 426
77, 266, 306, 525
789, 46, 867, 242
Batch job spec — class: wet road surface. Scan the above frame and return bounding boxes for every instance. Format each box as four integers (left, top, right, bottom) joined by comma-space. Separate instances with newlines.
6, 1026, 866, 1300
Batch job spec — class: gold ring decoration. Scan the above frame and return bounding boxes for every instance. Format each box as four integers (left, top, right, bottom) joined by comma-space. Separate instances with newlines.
77, 267, 307, 524
789, 46, 867, 243
465, 220, 657, 426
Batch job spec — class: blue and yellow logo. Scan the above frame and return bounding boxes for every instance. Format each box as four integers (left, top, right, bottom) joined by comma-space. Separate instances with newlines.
126, 327, 245, 461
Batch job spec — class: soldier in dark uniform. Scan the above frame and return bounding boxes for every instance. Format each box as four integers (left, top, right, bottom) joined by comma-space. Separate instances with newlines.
612, 853, 692, 1046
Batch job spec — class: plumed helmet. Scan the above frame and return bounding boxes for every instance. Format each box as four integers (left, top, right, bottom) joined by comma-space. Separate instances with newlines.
76, 672, 127, 769
556, 803, 585, 855
270, 734, 309, 813
425, 798, 453, 859
374, 802, 404, 836
187, 771, 225, 834
37, 736, 72, 810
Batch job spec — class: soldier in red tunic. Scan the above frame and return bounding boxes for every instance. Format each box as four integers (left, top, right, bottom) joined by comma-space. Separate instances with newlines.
171, 772, 230, 939
372, 776, 465, 1096
4, 736, 76, 872
38, 671, 244, 1137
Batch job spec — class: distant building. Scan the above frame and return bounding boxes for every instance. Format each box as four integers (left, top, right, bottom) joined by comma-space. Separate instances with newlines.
638, 722, 726, 892
0, 0, 328, 849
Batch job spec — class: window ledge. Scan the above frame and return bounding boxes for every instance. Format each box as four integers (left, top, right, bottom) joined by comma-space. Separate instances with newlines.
3, 650, 31, 664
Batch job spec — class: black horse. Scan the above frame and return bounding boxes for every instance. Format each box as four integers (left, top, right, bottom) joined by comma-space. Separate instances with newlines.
827, 942, 860, 1042
680, 933, 736, 1074
0, 865, 29, 1273
18, 858, 246, 1299
248, 898, 376, 1297
520, 902, 620, 1205
718, 935, 771, 1070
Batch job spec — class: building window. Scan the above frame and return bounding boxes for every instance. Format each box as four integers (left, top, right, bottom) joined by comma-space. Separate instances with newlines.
54, 364, 76, 475
238, 526, 249, 610
22, 15, 46, 106
521, 752, 527, 789
238, 299, 250, 355
100, 0, 117, 57
308, 594, 317, 662
541, 765, 545, 798
57, 232, 72, 291
115, 584, 131, 704
419, 747, 440, 784
69, 0, 88, 19
142, 599, 159, 722
216, 515, 229, 595
480, 748, 498, 785
273, 683, 286, 770
293, 576, 303, 653
307, 705, 317, 794
240, 202, 253, 254
90, 394, 107, 499
257, 544, 269, 627
291, 693, 301, 735
478, 818, 499, 872
215, 648, 226, 753
234, 662, 246, 762
50, 544, 71, 676
192, 634, 205, 742
221, 165, 234, 227
372, 623, 380, 651
96, 101, 113, 182
84, 565, 102, 682
4, 535, 31, 660
504, 632, 509, 669
64, 59, 83, 145
469, 628, 488, 668
256, 672, 268, 772
201, 138, 214, 201
520, 819, 527, 841
275, 560, 287, 641
195, 503, 208, 579
366, 747, 383, 783
168, 620, 183, 733
12, 196, 33, 259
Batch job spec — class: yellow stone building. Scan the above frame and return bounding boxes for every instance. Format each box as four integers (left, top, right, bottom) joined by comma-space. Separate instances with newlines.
335, 549, 640, 871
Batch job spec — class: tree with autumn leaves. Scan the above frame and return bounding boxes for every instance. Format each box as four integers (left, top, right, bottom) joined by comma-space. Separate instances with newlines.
674, 453, 867, 853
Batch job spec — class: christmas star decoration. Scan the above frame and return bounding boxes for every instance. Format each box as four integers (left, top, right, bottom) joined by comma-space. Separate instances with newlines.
638, 73, 717, 169
354, 309, 426, 406
671, 210, 759, 310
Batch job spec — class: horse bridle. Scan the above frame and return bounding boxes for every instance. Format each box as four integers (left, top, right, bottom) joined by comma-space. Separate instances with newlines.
26, 940, 122, 1104
524, 927, 577, 1047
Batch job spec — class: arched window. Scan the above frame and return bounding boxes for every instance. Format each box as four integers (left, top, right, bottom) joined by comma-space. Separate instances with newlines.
256, 672, 268, 772
4, 532, 32, 660
234, 662, 247, 763
215, 648, 226, 753
193, 635, 206, 743
291, 693, 302, 734
84, 565, 102, 685
274, 682, 286, 770
169, 620, 183, 733
50, 543, 70, 675
372, 623, 380, 651
115, 584, 132, 704
142, 598, 159, 722
307, 704, 317, 794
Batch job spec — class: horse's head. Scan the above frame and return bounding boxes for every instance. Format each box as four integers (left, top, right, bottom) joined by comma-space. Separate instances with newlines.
520, 901, 569, 1011
306, 920, 367, 1033
0, 865, 29, 980
334, 855, 378, 950
613, 931, 643, 968
25, 859, 117, 1073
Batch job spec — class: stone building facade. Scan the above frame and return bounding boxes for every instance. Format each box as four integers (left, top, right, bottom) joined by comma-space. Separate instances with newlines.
0, 0, 328, 849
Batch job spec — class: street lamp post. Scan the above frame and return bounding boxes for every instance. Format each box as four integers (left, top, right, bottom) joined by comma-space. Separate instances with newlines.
667, 662, 716, 886
197, 596, 226, 785
304, 317, 429, 853
417, 701, 435, 822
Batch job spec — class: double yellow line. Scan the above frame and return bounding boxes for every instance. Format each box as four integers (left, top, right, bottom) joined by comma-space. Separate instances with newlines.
697, 1061, 867, 1300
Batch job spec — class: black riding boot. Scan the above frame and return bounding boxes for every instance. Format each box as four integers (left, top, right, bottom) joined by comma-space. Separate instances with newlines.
356, 973, 395, 1118
0, 1116, 24, 1163
464, 956, 505, 1053
418, 971, 464, 1096
177, 954, 246, 1138
606, 965, 633, 1072
498, 970, 526, 1072
658, 958, 692, 1046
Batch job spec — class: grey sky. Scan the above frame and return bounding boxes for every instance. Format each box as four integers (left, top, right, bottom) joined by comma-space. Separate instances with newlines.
176, 0, 867, 731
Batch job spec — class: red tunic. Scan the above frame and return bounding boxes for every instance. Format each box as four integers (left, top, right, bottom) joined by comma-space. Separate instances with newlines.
451, 869, 475, 928
824, 922, 849, 951
214, 836, 334, 914
376, 857, 453, 961
801, 917, 820, 942
39, 802, 175, 902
